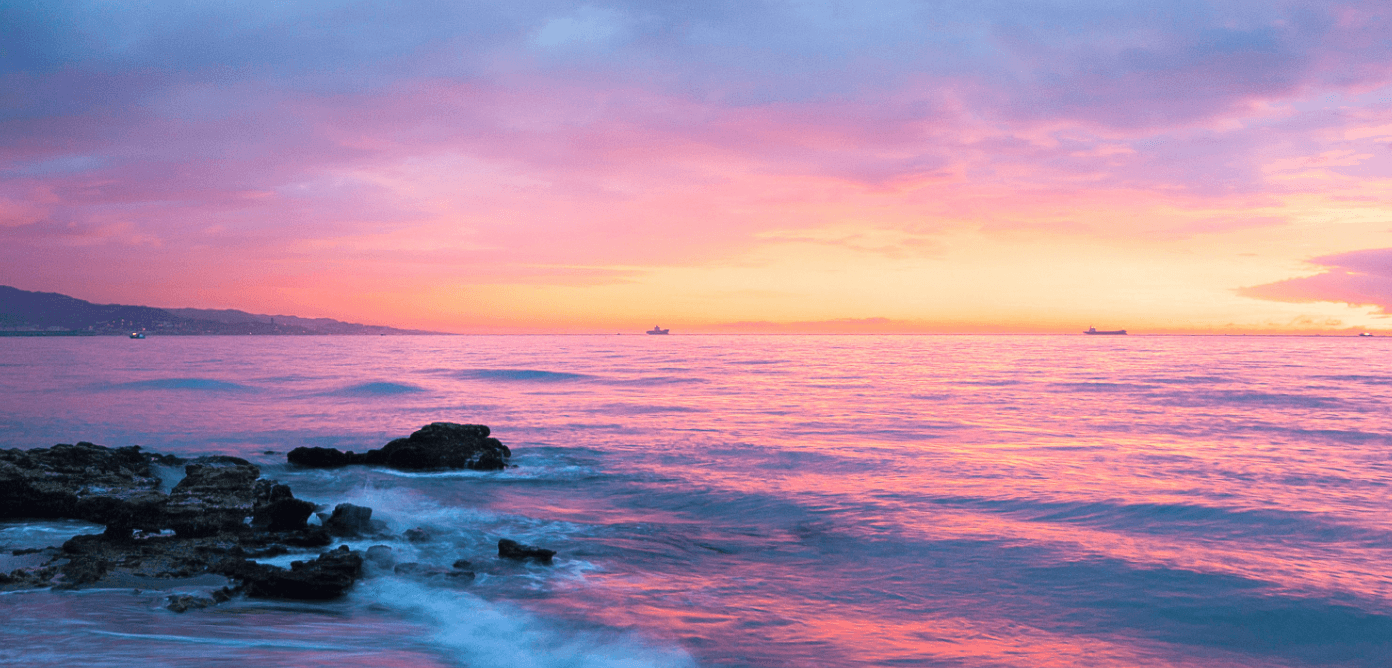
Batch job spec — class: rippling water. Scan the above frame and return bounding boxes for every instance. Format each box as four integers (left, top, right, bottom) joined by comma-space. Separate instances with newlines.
2, 335, 1390, 667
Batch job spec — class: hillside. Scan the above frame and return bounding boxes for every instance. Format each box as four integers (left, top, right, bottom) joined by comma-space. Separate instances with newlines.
0, 286, 443, 335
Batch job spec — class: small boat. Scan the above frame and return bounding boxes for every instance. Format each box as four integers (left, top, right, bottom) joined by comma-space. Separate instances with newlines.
129, 332, 146, 339
1084, 327, 1126, 335
647, 326, 670, 335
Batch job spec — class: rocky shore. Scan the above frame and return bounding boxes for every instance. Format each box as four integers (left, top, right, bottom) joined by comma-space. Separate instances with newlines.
0, 423, 550, 612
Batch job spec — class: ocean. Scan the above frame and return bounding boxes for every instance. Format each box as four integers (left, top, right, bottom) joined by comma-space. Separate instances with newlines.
1, 334, 1389, 667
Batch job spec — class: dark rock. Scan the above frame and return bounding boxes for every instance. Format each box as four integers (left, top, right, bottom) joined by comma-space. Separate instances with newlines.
285, 423, 510, 471
451, 559, 472, 570
324, 503, 374, 537
166, 594, 214, 613
251, 482, 315, 532
221, 546, 362, 599
165, 460, 261, 537
261, 498, 315, 532
55, 556, 108, 589
286, 446, 354, 468
403, 527, 432, 543
498, 538, 555, 563
76, 490, 170, 539
0, 441, 385, 600
0, 442, 165, 523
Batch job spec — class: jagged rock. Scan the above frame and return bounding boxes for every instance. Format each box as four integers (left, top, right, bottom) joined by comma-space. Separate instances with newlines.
165, 459, 261, 537
498, 538, 555, 563
403, 527, 432, 543
286, 423, 511, 471
251, 482, 315, 532
451, 559, 473, 570
0, 442, 384, 601
0, 442, 166, 523
55, 555, 108, 589
75, 489, 170, 539
222, 546, 363, 599
324, 503, 374, 537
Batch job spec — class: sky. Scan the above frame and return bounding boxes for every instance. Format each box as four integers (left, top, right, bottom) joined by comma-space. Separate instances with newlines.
3, 1, 1392, 334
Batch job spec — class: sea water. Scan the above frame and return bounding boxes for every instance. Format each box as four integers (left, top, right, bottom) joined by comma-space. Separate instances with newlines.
0, 335, 1389, 667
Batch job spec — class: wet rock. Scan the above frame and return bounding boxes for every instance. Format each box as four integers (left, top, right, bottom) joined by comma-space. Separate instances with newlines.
403, 527, 432, 543
76, 490, 170, 539
166, 594, 214, 613
251, 482, 315, 532
286, 423, 511, 471
0, 442, 165, 523
222, 546, 363, 599
165, 459, 261, 537
449, 559, 476, 580
0, 442, 384, 602
324, 503, 374, 537
365, 545, 395, 569
55, 556, 108, 589
498, 538, 555, 563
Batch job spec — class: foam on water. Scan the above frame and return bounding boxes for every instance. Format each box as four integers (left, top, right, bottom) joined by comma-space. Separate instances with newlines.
358, 580, 695, 668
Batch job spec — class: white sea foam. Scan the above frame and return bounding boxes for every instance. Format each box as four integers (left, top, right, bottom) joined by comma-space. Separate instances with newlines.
359, 580, 695, 668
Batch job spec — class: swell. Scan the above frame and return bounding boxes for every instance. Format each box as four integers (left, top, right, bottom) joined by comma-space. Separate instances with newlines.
924, 495, 1392, 546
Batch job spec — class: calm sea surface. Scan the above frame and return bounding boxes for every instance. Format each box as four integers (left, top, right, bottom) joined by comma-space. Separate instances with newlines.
1, 335, 1390, 667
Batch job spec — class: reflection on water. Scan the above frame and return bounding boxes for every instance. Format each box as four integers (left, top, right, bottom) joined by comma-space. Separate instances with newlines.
1, 335, 1391, 667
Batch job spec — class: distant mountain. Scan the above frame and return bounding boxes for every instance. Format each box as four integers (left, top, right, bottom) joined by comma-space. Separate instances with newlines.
0, 286, 444, 335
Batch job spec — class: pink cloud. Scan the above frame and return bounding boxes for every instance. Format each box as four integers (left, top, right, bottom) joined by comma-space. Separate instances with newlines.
1240, 248, 1392, 313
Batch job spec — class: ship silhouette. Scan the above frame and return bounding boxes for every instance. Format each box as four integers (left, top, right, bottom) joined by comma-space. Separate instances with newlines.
1084, 327, 1127, 335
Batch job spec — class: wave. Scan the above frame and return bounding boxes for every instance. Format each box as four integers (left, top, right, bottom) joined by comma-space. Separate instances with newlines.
1049, 382, 1149, 393
359, 580, 695, 668
457, 369, 594, 382
1156, 390, 1344, 409
327, 382, 426, 396
928, 495, 1392, 546
96, 378, 254, 392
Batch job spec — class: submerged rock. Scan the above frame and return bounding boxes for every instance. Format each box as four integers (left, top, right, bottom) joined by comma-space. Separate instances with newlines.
498, 538, 555, 563
364, 545, 395, 569
287, 423, 511, 471
221, 545, 363, 599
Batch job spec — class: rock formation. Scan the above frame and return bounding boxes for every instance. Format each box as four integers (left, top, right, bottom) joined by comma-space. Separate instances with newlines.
287, 422, 511, 471
0, 442, 361, 604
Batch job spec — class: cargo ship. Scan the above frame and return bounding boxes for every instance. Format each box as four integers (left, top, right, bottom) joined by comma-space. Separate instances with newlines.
1084, 327, 1126, 335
